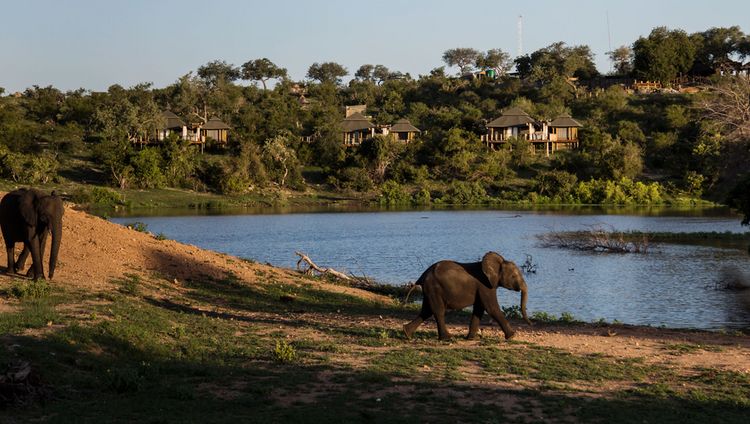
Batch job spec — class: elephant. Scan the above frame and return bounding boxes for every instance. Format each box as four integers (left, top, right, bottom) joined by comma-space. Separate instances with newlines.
0, 188, 64, 280
403, 252, 530, 341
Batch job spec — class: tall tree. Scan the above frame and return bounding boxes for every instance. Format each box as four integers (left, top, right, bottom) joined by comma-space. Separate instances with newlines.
197, 60, 241, 89
691, 26, 748, 74
307, 62, 348, 85
607, 45, 634, 76
475, 49, 512, 76
354, 64, 375, 81
442, 48, 481, 75
632, 27, 696, 83
241, 58, 287, 89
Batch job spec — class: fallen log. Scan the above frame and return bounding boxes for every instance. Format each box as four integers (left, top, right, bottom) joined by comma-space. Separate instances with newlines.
295, 251, 352, 281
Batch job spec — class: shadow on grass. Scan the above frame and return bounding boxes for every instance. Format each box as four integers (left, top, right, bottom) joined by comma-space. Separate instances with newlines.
2, 326, 748, 424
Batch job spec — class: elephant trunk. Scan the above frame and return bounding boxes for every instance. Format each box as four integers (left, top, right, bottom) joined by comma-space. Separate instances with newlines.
48, 215, 62, 279
519, 281, 531, 325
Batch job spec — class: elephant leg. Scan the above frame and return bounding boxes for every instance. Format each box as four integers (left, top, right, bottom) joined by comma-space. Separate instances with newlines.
26, 239, 44, 280
22, 232, 47, 276
479, 289, 515, 340
403, 301, 433, 339
5, 244, 16, 275
432, 302, 451, 341
16, 246, 30, 274
467, 301, 485, 340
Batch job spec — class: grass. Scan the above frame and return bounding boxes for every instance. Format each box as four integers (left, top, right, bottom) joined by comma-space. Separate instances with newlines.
1, 275, 748, 423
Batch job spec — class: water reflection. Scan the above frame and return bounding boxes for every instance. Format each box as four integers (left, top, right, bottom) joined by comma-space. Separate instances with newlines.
111, 209, 750, 330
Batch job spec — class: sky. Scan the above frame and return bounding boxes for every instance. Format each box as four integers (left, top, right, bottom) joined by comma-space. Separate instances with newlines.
1, 0, 749, 93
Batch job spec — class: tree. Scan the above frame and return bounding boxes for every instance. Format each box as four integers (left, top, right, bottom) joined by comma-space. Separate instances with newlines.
241, 58, 287, 89
607, 45, 634, 76
699, 76, 750, 142
632, 27, 696, 83
359, 134, 405, 183
197, 60, 241, 88
691, 26, 748, 73
475, 49, 512, 75
263, 131, 300, 187
372, 65, 391, 84
355, 64, 375, 81
442, 48, 481, 75
307, 62, 348, 85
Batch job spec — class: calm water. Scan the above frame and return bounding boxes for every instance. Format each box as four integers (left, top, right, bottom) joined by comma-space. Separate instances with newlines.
111, 209, 750, 330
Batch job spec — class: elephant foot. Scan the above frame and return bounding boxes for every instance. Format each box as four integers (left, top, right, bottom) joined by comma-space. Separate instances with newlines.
504, 330, 516, 340
465, 333, 478, 340
438, 333, 452, 341
402, 324, 414, 339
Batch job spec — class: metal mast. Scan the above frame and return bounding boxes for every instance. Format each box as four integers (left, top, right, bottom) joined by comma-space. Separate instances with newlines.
517, 15, 523, 57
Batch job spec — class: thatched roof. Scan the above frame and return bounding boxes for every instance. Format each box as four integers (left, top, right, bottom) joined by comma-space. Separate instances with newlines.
202, 117, 231, 130
160, 110, 186, 129
389, 118, 420, 133
549, 114, 583, 128
341, 112, 374, 132
486, 107, 535, 128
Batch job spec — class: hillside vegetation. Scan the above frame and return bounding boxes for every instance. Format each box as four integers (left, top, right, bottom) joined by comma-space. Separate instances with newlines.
2, 25, 750, 220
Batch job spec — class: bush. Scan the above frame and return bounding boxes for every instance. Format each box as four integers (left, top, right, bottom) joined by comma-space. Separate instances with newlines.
534, 170, 578, 201
441, 181, 487, 204
273, 340, 297, 363
332, 167, 373, 192
72, 186, 127, 208
5, 279, 51, 299
0, 150, 59, 184
379, 180, 410, 205
413, 187, 431, 205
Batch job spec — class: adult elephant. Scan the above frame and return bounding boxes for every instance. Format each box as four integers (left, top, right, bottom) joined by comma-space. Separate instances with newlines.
403, 251, 530, 341
0, 188, 64, 280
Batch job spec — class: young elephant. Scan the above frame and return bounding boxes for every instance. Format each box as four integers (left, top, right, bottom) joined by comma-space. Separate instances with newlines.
403, 252, 530, 341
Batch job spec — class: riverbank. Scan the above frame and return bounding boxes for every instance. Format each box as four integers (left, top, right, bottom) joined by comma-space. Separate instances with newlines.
1, 200, 749, 422
0, 179, 720, 219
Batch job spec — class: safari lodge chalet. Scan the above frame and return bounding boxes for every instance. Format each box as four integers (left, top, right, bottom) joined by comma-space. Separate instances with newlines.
482, 107, 582, 156
153, 111, 231, 151
340, 113, 421, 147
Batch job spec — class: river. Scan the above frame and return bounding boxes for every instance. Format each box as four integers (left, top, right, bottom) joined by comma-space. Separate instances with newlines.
111, 207, 750, 330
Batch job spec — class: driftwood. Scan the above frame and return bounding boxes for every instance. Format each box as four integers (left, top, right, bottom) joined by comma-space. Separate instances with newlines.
295, 251, 354, 282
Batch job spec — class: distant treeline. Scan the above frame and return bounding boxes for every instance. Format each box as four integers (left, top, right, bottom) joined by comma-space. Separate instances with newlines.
1, 25, 749, 219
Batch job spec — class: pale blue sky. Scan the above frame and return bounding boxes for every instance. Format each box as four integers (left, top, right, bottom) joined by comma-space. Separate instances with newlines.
1, 0, 748, 92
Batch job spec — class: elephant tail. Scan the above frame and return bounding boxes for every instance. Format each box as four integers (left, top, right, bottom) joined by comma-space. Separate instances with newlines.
402, 265, 432, 304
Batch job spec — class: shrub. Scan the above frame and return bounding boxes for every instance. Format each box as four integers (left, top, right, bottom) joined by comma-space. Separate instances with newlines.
413, 187, 431, 205
5, 279, 51, 299
333, 167, 373, 192
379, 180, 410, 205
273, 340, 297, 363
441, 181, 487, 204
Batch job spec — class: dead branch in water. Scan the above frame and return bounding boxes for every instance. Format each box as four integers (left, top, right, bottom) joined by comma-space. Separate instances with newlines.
537, 225, 651, 253
294, 251, 372, 288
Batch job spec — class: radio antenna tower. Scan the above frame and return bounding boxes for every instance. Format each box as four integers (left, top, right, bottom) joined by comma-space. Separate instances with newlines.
517, 15, 523, 57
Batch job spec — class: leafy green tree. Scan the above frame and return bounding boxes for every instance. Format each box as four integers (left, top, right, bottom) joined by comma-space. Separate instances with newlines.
358, 135, 405, 183
354, 64, 375, 81
307, 62, 348, 85
632, 27, 696, 83
475, 49, 512, 75
197, 60, 241, 89
442, 48, 481, 75
607, 45, 634, 76
132, 148, 166, 188
241, 58, 287, 89
691, 26, 748, 73
263, 131, 302, 188
372, 65, 392, 84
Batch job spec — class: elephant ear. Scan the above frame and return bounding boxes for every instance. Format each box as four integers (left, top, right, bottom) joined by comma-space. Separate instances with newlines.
481, 251, 505, 288
19, 190, 38, 226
